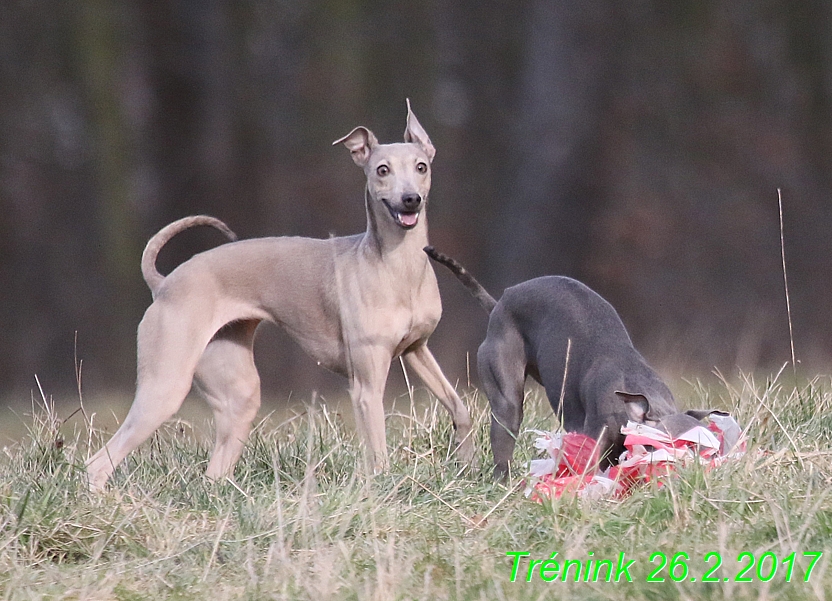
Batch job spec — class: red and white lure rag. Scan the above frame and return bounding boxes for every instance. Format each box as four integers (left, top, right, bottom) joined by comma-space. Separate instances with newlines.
525, 412, 746, 501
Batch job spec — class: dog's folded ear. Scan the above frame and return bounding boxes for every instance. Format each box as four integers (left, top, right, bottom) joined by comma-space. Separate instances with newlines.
655, 413, 710, 439
404, 98, 436, 163
684, 409, 728, 420
333, 126, 378, 167
616, 391, 653, 422
659, 409, 733, 439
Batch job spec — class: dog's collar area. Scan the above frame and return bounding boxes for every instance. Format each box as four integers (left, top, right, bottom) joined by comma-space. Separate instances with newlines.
382, 199, 420, 229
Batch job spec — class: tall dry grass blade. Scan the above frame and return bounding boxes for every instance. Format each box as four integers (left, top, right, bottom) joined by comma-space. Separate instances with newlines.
742, 367, 804, 468
779, 188, 797, 375
466, 351, 471, 390
405, 475, 481, 528
555, 337, 572, 430
202, 512, 231, 582
399, 356, 415, 407
464, 481, 522, 534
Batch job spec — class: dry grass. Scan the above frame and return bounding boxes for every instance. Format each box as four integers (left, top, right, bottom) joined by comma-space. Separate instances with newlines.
1, 370, 831, 600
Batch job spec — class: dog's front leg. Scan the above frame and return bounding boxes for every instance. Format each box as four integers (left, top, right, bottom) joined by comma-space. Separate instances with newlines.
404, 345, 474, 464
348, 348, 392, 474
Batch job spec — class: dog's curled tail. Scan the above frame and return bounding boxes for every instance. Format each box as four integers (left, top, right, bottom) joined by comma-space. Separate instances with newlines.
142, 215, 237, 296
424, 246, 497, 314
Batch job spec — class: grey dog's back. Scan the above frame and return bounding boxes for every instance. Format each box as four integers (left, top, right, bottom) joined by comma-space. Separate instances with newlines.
492, 277, 666, 401
500, 276, 630, 349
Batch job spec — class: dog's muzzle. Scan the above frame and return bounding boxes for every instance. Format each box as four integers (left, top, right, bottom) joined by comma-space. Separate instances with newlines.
383, 194, 422, 229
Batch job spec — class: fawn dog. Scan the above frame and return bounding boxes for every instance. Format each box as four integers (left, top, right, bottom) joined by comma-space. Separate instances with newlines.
86, 102, 473, 490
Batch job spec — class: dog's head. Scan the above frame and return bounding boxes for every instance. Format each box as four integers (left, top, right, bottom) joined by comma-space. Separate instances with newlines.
617, 390, 723, 439
333, 99, 435, 231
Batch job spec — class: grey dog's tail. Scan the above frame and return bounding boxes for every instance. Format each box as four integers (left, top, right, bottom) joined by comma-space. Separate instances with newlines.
424, 246, 497, 314
142, 215, 237, 297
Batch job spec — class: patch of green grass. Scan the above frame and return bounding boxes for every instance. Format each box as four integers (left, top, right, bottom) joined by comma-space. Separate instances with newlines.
1, 372, 831, 599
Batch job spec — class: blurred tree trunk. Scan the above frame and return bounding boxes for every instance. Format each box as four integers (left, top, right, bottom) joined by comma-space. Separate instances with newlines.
76, 0, 143, 379
487, 1, 620, 289
425, 0, 530, 380
77, 0, 138, 279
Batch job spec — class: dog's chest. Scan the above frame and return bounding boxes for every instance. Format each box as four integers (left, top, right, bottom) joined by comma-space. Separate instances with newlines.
340, 245, 442, 353
393, 299, 441, 356
363, 271, 441, 353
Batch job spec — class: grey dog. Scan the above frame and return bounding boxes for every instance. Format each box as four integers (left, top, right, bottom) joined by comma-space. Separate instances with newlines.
425, 247, 708, 478
85, 102, 474, 491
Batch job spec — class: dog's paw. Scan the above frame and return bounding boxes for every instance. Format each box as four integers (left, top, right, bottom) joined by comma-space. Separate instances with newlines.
454, 436, 477, 466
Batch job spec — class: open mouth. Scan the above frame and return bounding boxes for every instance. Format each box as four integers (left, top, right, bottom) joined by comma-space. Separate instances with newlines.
383, 200, 420, 229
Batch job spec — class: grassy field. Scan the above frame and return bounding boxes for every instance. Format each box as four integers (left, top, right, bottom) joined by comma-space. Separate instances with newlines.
1, 369, 831, 600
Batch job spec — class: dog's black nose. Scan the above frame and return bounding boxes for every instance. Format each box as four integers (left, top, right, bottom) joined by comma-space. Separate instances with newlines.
401, 193, 421, 210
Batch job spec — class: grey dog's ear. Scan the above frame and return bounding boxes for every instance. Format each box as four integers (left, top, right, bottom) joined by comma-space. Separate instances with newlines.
333, 126, 378, 167
403, 98, 436, 163
685, 409, 728, 420
616, 391, 653, 422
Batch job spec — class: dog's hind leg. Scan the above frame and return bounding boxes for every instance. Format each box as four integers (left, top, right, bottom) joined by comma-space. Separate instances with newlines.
403, 344, 474, 463
193, 320, 262, 481
477, 331, 526, 480
86, 303, 213, 490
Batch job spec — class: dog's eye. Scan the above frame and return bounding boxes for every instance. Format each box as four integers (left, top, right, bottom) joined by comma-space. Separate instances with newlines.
377, 164, 389, 177
416, 162, 428, 174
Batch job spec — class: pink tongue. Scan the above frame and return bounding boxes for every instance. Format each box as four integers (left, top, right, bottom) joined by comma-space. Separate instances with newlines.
400, 212, 418, 227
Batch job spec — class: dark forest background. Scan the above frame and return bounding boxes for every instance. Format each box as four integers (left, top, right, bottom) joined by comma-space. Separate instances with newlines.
2, 1, 832, 405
